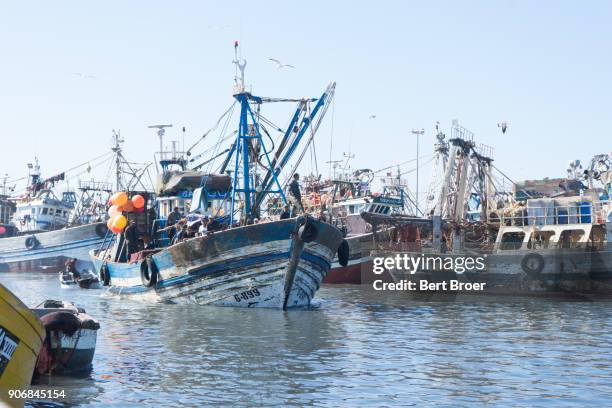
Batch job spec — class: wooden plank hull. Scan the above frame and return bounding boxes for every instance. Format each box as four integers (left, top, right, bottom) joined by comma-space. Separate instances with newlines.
91, 219, 344, 309
0, 223, 107, 273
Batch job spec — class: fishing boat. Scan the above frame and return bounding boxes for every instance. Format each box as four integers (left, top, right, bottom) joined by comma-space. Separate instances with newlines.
0, 159, 108, 273
89, 42, 347, 309
0, 283, 46, 408
32, 300, 100, 375
372, 122, 612, 297
0, 133, 157, 274
59, 267, 102, 289
301, 167, 416, 284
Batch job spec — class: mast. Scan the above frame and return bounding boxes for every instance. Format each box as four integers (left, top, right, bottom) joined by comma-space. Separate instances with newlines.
111, 130, 124, 191
224, 41, 335, 225
148, 124, 174, 174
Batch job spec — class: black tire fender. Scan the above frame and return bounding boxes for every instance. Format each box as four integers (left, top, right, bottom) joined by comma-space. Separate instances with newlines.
337, 239, 350, 267
100, 264, 110, 286
521, 253, 545, 277
25, 235, 39, 250
141, 257, 159, 287
297, 218, 318, 243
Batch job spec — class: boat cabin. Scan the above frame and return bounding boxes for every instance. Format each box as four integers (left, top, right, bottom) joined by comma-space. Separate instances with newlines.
12, 195, 72, 233
495, 197, 612, 251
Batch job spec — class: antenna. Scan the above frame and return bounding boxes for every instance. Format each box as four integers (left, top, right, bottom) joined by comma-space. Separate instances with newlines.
148, 124, 173, 160
111, 130, 125, 191
232, 41, 247, 94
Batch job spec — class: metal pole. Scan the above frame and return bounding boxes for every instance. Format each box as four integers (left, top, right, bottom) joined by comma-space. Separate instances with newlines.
411, 128, 424, 213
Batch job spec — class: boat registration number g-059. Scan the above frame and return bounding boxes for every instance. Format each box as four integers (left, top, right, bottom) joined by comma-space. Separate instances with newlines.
0, 326, 19, 377
234, 289, 261, 302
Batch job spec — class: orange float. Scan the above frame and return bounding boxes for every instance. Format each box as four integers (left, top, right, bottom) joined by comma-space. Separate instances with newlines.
110, 192, 128, 207
131, 194, 145, 209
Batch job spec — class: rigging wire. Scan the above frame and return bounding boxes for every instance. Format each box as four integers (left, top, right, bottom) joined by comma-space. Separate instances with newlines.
205, 102, 236, 176
373, 152, 435, 174
186, 102, 237, 156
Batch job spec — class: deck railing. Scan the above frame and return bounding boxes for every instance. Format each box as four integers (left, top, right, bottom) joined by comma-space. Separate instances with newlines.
498, 200, 610, 227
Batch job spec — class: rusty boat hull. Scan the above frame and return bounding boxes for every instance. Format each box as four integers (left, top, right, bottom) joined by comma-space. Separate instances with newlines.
91, 218, 345, 309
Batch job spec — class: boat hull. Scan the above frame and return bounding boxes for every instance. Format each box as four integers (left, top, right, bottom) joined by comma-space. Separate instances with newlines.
380, 246, 612, 298
325, 232, 374, 284
32, 302, 100, 375
0, 284, 46, 408
0, 223, 107, 273
91, 219, 344, 308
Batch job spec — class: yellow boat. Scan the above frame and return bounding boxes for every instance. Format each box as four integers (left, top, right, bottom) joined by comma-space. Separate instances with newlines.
0, 283, 45, 408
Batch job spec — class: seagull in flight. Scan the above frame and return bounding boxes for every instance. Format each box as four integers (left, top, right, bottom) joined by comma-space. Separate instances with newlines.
269, 58, 295, 70
369, 114, 377, 119
497, 121, 509, 134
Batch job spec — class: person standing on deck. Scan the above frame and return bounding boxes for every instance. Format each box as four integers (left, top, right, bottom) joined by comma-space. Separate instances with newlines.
288, 173, 304, 214
280, 205, 291, 220
124, 221, 139, 258
166, 207, 181, 243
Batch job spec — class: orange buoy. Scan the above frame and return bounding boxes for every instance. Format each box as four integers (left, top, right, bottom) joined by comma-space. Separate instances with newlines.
110, 192, 128, 207
131, 194, 145, 209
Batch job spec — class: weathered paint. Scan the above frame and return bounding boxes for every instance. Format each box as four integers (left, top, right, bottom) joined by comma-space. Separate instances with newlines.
91, 218, 344, 309
0, 223, 107, 273
381, 245, 612, 297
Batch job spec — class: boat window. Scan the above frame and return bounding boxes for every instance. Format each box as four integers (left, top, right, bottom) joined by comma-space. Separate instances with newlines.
382, 206, 390, 215
527, 231, 555, 249
56, 209, 62, 215
499, 232, 525, 250
42, 208, 48, 215
558, 229, 585, 248
349, 205, 355, 214
31, 208, 36, 214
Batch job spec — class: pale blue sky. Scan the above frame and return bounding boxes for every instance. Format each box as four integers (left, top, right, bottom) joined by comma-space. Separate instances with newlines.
1, 1, 610, 197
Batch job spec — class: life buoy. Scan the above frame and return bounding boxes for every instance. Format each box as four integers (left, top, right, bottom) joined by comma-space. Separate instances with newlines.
140, 257, 159, 287
95, 223, 108, 238
521, 253, 545, 277
337, 239, 350, 267
25, 236, 39, 250
297, 217, 318, 243
100, 264, 110, 286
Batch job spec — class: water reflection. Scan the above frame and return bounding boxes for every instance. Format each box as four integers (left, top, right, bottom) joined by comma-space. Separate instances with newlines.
1, 273, 612, 407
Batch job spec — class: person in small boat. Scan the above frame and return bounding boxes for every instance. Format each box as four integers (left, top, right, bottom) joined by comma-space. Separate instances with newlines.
64, 258, 80, 280
280, 205, 291, 220
289, 173, 304, 214
166, 207, 182, 242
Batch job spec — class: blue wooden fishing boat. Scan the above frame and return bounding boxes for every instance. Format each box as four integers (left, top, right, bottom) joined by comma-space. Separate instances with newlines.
89, 42, 348, 309
92, 217, 343, 308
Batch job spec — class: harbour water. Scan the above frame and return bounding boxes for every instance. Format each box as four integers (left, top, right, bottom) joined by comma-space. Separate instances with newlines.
4, 272, 612, 407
